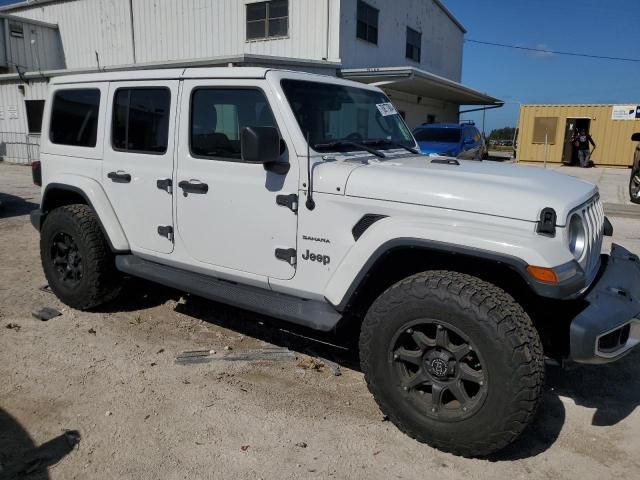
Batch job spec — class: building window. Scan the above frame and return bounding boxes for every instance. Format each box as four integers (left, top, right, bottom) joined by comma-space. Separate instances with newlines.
50, 89, 100, 147
9, 22, 24, 38
246, 0, 289, 40
532, 117, 558, 144
406, 27, 421, 62
190, 88, 277, 161
357, 0, 378, 45
25, 100, 45, 134
112, 88, 171, 154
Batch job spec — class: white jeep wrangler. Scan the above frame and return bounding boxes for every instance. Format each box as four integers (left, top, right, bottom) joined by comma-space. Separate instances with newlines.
31, 67, 640, 457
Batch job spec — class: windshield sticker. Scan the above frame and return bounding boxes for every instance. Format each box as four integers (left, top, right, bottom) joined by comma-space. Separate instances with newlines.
376, 103, 398, 117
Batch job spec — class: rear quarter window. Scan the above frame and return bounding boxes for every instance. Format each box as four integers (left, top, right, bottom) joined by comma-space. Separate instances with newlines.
50, 89, 101, 147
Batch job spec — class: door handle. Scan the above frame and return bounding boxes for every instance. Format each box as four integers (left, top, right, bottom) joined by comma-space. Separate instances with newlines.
178, 180, 209, 194
107, 171, 131, 183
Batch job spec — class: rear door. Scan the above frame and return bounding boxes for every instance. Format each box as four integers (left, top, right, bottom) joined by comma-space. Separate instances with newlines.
102, 81, 179, 254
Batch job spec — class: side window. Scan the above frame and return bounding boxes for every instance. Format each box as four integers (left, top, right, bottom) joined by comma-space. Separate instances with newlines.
190, 88, 276, 161
112, 88, 171, 154
50, 89, 100, 147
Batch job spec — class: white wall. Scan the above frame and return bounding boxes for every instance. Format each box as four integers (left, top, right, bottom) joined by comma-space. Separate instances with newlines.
132, 0, 340, 64
6, 0, 342, 69
386, 90, 458, 129
339, 0, 464, 81
1, 18, 66, 71
9, 0, 135, 69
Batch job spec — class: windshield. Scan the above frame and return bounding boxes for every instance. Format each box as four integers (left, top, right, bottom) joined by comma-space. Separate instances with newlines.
413, 128, 461, 143
281, 79, 415, 152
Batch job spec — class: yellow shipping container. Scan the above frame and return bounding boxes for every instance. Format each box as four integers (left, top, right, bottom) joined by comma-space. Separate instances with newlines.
516, 104, 640, 167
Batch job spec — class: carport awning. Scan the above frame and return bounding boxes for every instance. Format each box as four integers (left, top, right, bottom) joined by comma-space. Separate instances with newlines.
340, 66, 503, 106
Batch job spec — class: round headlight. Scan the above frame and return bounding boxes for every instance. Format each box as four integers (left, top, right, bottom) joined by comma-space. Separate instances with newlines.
568, 214, 586, 260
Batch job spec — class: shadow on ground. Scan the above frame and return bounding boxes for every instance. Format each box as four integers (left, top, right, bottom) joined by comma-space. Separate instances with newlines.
0, 192, 39, 219
0, 408, 80, 479
98, 277, 640, 461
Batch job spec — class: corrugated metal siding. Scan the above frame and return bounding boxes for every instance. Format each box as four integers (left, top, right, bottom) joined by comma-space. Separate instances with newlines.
0, 78, 47, 163
5, 19, 65, 71
517, 104, 640, 167
9, 0, 134, 68
339, 0, 464, 81
132, 0, 335, 64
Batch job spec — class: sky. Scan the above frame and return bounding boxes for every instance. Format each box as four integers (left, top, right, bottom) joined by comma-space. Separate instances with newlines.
444, 0, 640, 132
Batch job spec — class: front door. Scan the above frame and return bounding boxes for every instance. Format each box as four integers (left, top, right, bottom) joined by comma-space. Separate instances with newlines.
102, 81, 179, 254
175, 80, 299, 280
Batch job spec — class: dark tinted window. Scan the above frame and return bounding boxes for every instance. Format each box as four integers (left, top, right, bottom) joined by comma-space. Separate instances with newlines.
406, 27, 421, 62
112, 88, 171, 154
50, 89, 100, 147
357, 1, 378, 44
25, 100, 45, 134
246, 0, 288, 40
413, 127, 461, 143
190, 88, 276, 160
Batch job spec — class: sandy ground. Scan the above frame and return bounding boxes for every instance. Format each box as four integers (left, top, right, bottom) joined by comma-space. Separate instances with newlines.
1, 162, 640, 480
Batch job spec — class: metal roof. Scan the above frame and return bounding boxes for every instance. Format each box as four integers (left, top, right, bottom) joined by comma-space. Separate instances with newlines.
340, 66, 503, 106
0, 53, 341, 83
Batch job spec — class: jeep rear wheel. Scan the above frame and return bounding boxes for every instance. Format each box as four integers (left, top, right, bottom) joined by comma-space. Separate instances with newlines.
40, 204, 121, 310
630, 167, 640, 204
359, 270, 544, 457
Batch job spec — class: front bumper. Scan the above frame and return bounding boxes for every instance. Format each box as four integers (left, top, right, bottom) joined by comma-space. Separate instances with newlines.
569, 244, 640, 364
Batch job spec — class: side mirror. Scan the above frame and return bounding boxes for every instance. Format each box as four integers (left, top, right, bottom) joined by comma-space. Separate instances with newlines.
241, 126, 289, 174
632, 132, 640, 142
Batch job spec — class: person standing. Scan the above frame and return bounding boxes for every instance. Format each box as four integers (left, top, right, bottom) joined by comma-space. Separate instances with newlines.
573, 128, 596, 168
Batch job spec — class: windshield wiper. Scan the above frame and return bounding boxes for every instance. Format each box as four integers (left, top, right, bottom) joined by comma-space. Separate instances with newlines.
362, 138, 420, 154
313, 140, 386, 158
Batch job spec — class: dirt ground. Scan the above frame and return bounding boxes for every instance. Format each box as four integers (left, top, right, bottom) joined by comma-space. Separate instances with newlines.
1, 162, 639, 480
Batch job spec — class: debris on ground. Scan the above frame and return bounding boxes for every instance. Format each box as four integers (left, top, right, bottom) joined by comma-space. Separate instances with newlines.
88, 328, 96, 335
105, 411, 112, 416
31, 307, 62, 321
5, 323, 21, 331
175, 347, 294, 365
224, 345, 232, 351
297, 357, 325, 371
156, 348, 165, 354
295, 442, 308, 448
38, 284, 53, 295
175, 350, 213, 365
240, 445, 250, 452
323, 358, 342, 376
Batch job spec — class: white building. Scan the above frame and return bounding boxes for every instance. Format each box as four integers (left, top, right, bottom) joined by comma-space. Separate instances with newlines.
0, 0, 500, 163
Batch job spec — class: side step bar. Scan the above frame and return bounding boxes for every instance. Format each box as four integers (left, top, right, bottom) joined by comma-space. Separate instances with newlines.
115, 255, 342, 332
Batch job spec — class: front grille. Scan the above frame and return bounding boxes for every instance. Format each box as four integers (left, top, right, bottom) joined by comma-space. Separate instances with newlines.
578, 195, 604, 279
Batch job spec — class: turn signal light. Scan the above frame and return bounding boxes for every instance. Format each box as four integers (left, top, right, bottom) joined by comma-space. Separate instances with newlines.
526, 265, 559, 284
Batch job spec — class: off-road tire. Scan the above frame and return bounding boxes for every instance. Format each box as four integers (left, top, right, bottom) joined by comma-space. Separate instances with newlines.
359, 270, 545, 457
40, 204, 121, 310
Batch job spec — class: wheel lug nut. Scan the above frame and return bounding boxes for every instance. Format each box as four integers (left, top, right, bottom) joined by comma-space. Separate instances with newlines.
431, 407, 436, 412
406, 328, 413, 334
463, 407, 467, 412
393, 354, 399, 360
403, 386, 408, 391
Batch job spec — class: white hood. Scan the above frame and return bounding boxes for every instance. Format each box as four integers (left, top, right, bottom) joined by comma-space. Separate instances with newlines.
321, 155, 597, 223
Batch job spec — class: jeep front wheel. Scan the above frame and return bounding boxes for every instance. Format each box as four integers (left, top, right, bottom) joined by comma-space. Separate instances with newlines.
40, 204, 121, 310
359, 270, 544, 457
